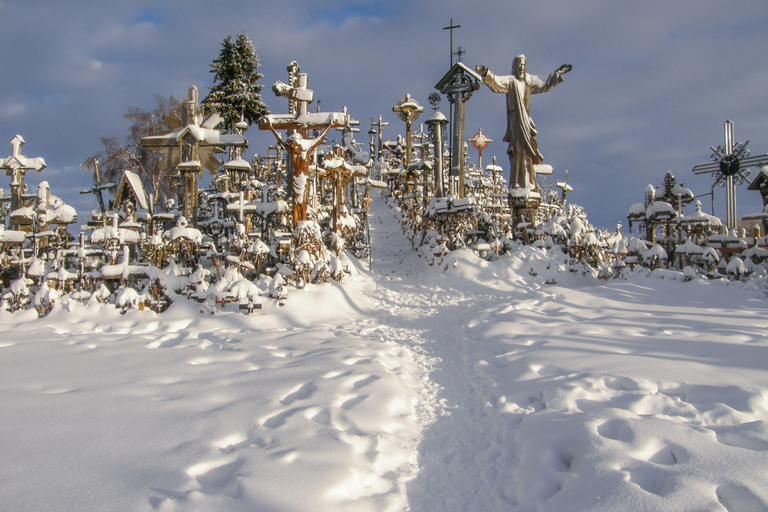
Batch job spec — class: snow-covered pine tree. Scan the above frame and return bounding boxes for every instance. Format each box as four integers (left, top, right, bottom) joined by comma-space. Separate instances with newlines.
203, 32, 269, 133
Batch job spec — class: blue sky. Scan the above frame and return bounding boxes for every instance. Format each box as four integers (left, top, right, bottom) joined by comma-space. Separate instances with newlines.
1, 0, 767, 230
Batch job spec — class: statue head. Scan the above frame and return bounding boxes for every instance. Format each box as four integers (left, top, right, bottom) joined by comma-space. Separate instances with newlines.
287, 132, 304, 150
512, 54, 526, 79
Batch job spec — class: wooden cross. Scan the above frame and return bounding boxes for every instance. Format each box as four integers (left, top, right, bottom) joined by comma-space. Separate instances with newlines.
692, 120, 768, 229
264, 62, 348, 138
371, 115, 389, 159
140, 86, 247, 221
393, 94, 424, 165
443, 18, 461, 67
226, 191, 259, 223
1, 135, 46, 212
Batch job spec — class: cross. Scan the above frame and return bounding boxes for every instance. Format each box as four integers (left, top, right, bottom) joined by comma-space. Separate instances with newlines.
393, 94, 424, 165
226, 190, 259, 224
265, 61, 348, 138
140, 86, 247, 220
79, 159, 115, 222
692, 120, 768, 229
371, 115, 389, 159
454, 46, 467, 63
260, 62, 351, 225
469, 128, 492, 171
1, 135, 46, 212
443, 18, 461, 67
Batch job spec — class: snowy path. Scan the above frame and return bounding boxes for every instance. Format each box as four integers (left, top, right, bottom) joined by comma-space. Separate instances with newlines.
365, 195, 537, 510
1, 191, 768, 511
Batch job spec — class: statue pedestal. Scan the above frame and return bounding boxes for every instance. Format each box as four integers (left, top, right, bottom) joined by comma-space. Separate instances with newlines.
509, 186, 541, 239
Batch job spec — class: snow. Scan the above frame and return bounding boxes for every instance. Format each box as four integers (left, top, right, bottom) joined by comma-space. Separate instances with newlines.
2, 191, 768, 511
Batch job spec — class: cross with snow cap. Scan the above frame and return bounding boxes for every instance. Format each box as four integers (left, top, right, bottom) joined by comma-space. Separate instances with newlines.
264, 61, 350, 139
1, 135, 47, 213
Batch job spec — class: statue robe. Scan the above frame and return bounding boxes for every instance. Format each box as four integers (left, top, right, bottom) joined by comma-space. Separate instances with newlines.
482, 69, 564, 190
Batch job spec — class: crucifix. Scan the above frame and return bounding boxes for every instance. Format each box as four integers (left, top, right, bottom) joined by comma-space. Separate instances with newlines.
260, 61, 350, 226
392, 94, 424, 165
692, 120, 768, 229
1, 135, 46, 213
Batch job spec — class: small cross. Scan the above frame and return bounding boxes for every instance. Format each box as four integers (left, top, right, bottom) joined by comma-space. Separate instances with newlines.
454, 46, 466, 63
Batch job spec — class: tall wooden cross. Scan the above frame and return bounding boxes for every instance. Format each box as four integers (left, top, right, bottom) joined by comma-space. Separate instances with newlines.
371, 115, 389, 159
443, 19, 461, 67
140, 86, 247, 221
692, 120, 768, 229
1, 135, 46, 212
260, 62, 351, 225
265, 62, 349, 138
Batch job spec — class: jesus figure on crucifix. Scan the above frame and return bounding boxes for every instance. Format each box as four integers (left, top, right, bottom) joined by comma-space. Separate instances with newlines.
261, 118, 339, 226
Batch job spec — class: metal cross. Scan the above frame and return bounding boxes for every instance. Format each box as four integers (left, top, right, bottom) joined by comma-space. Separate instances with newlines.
692, 120, 768, 229
443, 18, 461, 67
454, 46, 467, 63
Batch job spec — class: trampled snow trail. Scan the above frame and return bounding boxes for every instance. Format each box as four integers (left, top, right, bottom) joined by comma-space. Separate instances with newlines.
365, 193, 530, 510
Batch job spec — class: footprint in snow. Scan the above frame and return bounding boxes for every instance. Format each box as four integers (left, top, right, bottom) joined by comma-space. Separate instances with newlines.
186, 457, 243, 493
279, 382, 317, 405
596, 418, 635, 443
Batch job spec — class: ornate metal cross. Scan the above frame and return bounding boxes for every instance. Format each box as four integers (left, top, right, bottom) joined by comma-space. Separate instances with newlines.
692, 120, 768, 229
469, 128, 492, 171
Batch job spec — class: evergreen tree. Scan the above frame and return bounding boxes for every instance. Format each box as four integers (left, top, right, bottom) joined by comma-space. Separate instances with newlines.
203, 32, 269, 132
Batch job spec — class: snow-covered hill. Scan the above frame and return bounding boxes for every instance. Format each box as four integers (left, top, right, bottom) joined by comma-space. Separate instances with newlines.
2, 192, 767, 512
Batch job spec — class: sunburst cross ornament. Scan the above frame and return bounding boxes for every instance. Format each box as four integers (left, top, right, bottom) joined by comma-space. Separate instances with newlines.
692, 120, 768, 229
469, 129, 492, 171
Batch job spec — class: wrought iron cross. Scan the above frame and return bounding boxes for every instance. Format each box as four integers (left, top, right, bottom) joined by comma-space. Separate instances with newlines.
692, 120, 768, 229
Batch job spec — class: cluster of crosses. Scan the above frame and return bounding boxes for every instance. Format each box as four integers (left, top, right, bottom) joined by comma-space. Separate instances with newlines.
4, 50, 768, 314
374, 59, 578, 262
625, 120, 768, 276
0, 62, 384, 315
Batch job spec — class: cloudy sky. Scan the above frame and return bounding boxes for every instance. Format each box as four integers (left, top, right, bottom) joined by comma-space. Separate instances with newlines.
2, 0, 767, 230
